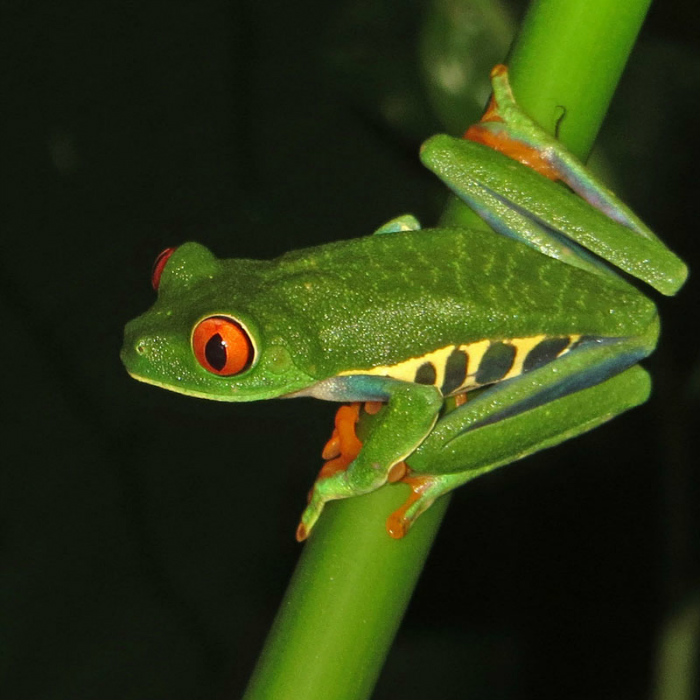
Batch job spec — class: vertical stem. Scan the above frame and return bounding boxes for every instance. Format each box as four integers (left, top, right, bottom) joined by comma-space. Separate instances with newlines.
243, 488, 448, 700
509, 0, 653, 157
243, 1, 653, 698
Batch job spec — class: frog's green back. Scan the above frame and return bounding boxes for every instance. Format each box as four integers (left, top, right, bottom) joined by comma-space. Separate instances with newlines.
239, 226, 656, 377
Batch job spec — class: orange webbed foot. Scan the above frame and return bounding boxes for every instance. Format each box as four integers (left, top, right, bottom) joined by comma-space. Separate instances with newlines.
316, 401, 384, 482
385, 473, 436, 539
463, 65, 561, 181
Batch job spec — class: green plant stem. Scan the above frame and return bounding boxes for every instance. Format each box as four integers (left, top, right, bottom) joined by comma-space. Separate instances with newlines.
243, 1, 653, 698
509, 0, 653, 158
243, 487, 449, 700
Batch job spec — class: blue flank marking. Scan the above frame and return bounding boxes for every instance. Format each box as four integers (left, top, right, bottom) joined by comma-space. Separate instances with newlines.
317, 375, 395, 402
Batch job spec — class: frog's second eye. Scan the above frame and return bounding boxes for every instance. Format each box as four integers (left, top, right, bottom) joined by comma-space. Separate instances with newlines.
151, 247, 178, 290
192, 316, 255, 376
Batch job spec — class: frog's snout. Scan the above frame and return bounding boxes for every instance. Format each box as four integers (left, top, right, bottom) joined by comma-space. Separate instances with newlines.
120, 319, 153, 373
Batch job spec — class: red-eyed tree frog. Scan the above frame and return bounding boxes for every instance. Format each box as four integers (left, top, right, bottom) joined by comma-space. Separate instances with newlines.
121, 66, 687, 541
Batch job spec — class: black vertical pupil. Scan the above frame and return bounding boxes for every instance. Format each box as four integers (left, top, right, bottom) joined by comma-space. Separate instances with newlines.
205, 333, 227, 371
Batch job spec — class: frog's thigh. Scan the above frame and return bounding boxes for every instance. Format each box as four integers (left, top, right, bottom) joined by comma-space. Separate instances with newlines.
420, 326, 657, 462
392, 365, 652, 536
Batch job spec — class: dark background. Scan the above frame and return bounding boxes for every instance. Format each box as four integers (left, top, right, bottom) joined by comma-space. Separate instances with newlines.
2, 1, 699, 698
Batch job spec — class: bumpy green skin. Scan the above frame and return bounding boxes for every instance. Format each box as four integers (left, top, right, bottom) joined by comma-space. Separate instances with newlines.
121, 67, 687, 538
122, 227, 656, 400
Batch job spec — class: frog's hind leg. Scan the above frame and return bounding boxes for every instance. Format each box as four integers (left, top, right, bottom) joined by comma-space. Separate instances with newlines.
389, 362, 652, 538
387, 318, 659, 537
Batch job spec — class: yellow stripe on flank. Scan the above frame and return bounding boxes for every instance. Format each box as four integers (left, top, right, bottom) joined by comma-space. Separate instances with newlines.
337, 338, 490, 392
338, 344, 453, 386
461, 339, 490, 384
338, 334, 582, 394
502, 334, 547, 380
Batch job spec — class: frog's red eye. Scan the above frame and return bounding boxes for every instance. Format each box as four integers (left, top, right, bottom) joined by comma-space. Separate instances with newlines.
151, 247, 178, 290
192, 316, 254, 376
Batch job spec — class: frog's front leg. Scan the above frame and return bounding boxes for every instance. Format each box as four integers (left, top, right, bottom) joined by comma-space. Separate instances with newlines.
296, 378, 443, 540
420, 65, 687, 297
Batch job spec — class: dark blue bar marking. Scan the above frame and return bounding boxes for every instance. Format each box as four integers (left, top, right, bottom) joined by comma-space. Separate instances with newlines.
475, 342, 516, 385
415, 361, 437, 385
523, 337, 571, 373
441, 348, 469, 395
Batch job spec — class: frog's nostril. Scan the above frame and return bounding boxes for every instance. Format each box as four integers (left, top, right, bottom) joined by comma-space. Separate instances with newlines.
136, 340, 147, 355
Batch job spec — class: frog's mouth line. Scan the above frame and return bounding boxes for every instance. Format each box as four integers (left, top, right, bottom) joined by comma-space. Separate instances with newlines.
125, 368, 315, 402
125, 370, 233, 400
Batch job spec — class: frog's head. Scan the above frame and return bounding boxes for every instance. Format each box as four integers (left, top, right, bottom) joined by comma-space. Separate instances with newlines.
121, 242, 318, 401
